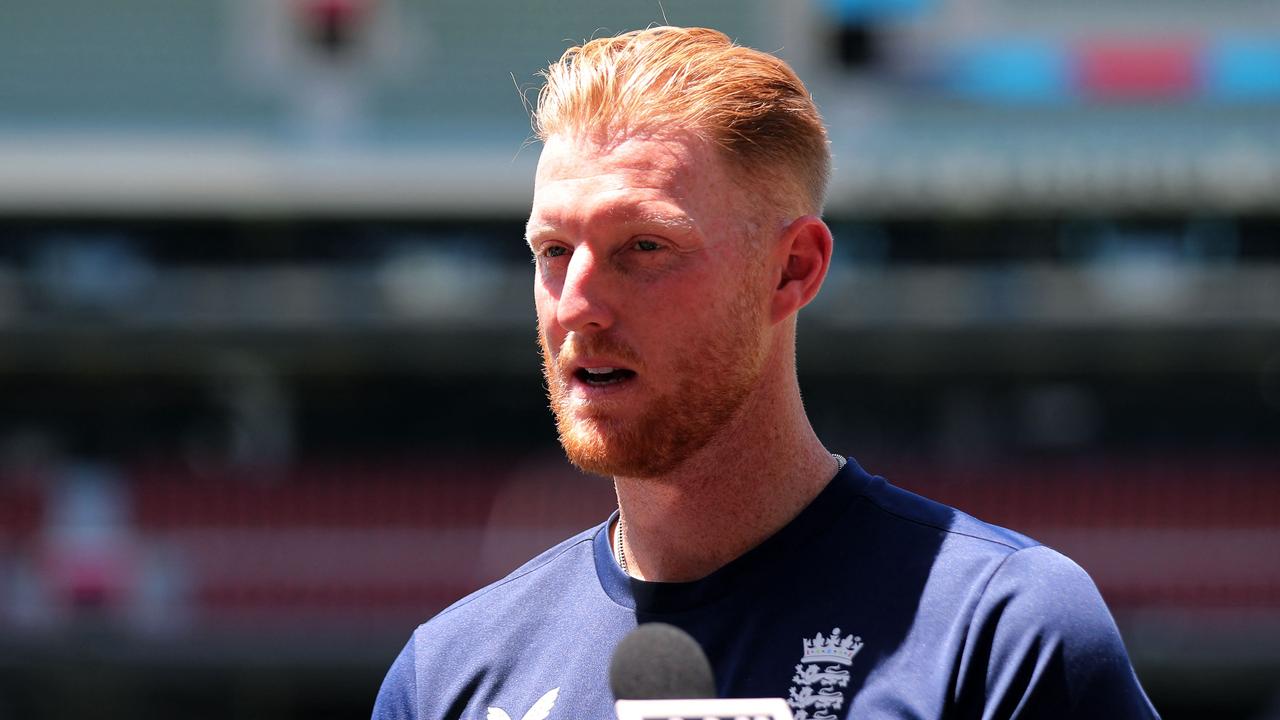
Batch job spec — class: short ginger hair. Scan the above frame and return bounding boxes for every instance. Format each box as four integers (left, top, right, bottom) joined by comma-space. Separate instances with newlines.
532, 26, 831, 216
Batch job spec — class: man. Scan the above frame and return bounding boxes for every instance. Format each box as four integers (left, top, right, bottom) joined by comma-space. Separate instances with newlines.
374, 26, 1158, 719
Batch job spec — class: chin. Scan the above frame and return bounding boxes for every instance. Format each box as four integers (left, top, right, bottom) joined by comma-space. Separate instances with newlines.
557, 414, 706, 480
559, 419, 644, 478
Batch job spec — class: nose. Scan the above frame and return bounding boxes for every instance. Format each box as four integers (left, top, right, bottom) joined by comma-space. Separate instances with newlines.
555, 246, 614, 333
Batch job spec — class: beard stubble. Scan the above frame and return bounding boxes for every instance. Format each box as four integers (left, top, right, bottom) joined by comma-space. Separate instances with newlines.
540, 277, 768, 479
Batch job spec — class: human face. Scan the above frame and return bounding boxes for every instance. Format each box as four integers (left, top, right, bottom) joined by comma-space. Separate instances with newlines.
527, 132, 773, 478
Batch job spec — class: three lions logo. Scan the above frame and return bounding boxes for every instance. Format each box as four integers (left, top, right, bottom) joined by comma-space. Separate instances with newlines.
787, 628, 863, 720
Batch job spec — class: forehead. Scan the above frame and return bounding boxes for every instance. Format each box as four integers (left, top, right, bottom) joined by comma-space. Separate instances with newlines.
528, 132, 740, 234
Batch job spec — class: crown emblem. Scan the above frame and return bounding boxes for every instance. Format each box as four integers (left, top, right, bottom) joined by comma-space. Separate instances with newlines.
801, 628, 864, 666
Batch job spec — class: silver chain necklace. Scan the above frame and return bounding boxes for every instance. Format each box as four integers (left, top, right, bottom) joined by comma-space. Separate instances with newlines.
614, 453, 846, 576
615, 514, 629, 575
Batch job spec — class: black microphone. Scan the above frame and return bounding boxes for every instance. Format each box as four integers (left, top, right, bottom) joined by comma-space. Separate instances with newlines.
609, 623, 796, 720
609, 622, 716, 701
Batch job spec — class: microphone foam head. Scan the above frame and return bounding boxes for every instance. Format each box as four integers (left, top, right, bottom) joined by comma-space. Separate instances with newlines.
609, 622, 716, 700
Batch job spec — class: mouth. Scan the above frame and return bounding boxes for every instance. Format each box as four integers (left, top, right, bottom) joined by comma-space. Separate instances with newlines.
573, 366, 638, 387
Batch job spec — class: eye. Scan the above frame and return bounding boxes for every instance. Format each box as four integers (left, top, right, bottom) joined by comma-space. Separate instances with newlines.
633, 238, 662, 252
540, 245, 568, 258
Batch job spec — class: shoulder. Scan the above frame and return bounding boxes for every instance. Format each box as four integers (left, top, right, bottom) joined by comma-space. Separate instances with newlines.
975, 544, 1121, 644
853, 475, 1117, 644
853, 472, 1041, 555
956, 545, 1159, 717
846, 471, 1131, 630
431, 523, 602, 623
845, 469, 1157, 716
371, 523, 606, 720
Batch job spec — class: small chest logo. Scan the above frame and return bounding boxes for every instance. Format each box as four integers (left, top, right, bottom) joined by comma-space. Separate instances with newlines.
787, 628, 863, 720
486, 687, 559, 720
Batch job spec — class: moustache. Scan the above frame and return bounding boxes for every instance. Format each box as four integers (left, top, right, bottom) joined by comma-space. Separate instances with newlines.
546, 333, 643, 376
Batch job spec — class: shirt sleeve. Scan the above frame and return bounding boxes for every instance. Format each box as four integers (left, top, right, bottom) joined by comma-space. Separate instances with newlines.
372, 635, 418, 720
955, 545, 1160, 720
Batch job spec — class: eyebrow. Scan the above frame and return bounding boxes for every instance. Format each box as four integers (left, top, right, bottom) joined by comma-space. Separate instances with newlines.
525, 209, 697, 246
525, 219, 568, 247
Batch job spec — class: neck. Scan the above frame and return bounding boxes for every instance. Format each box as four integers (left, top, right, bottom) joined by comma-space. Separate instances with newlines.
612, 357, 837, 582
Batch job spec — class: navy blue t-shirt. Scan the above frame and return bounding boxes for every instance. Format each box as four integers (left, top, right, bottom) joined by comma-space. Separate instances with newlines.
373, 459, 1158, 719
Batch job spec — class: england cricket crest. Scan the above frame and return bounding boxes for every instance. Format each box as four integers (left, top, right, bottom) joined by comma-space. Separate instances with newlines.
786, 628, 863, 720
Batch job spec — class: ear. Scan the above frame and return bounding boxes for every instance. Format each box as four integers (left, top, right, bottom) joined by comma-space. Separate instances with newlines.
769, 215, 833, 324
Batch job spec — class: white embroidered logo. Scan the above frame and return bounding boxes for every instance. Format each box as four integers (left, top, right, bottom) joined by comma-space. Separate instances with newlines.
486, 687, 560, 720
787, 628, 863, 720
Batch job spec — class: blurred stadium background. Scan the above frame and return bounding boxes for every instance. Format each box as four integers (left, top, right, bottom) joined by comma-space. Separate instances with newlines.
0, 0, 1278, 718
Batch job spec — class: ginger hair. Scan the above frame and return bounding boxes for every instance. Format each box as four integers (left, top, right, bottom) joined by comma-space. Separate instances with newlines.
532, 26, 831, 216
